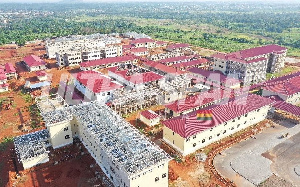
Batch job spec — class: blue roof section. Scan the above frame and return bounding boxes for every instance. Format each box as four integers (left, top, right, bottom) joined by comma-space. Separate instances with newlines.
30, 81, 51, 89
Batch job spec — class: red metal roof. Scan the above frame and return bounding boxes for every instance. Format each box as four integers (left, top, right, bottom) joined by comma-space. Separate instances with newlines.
159, 56, 191, 64
36, 70, 47, 77
23, 55, 45, 67
263, 71, 300, 96
172, 59, 208, 68
188, 67, 240, 85
163, 94, 274, 138
167, 43, 190, 50
273, 101, 300, 117
4, 63, 16, 73
165, 88, 227, 113
140, 110, 160, 120
143, 61, 185, 75
80, 56, 136, 68
131, 38, 155, 44
211, 44, 286, 64
0, 83, 9, 88
0, 73, 7, 80
75, 71, 123, 93
130, 47, 148, 53
108, 66, 163, 85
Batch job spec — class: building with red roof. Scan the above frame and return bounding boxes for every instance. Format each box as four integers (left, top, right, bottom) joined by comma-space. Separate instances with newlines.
159, 56, 192, 66
23, 55, 47, 72
107, 65, 164, 90
162, 94, 274, 155
4, 63, 17, 79
0, 72, 8, 92
139, 110, 160, 126
80, 56, 137, 71
155, 41, 168, 48
36, 71, 48, 81
172, 58, 209, 71
74, 70, 123, 103
130, 38, 156, 48
211, 44, 287, 85
262, 71, 300, 104
128, 47, 149, 56
188, 67, 241, 89
143, 61, 185, 76
166, 43, 190, 52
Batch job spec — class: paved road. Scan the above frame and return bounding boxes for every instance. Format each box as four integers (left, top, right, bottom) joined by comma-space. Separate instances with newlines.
269, 132, 300, 186
214, 120, 300, 186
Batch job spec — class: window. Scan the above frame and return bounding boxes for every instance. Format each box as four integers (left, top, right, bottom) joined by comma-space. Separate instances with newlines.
155, 177, 159, 182
173, 132, 175, 135
162, 173, 167, 178
193, 135, 196, 139
237, 124, 240, 128
223, 130, 226, 134
209, 136, 212, 140
64, 127, 68, 131
202, 139, 205, 143
232, 120, 235, 122
217, 133, 220, 137
238, 117, 241, 120
193, 143, 196, 147
245, 114, 248, 117
65, 135, 70, 139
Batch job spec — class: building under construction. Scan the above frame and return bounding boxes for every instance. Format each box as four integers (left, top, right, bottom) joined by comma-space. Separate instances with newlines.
14, 95, 171, 187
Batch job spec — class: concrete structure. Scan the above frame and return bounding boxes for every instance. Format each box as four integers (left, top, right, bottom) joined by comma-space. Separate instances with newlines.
166, 43, 190, 52
14, 130, 50, 169
28, 97, 171, 187
74, 71, 123, 103
148, 51, 184, 61
129, 47, 149, 56
56, 49, 82, 67
123, 32, 151, 39
140, 110, 160, 126
23, 55, 47, 72
188, 67, 241, 89
80, 56, 137, 71
131, 38, 156, 49
46, 34, 122, 59
159, 56, 193, 66
163, 94, 274, 155
212, 44, 287, 85
172, 58, 209, 71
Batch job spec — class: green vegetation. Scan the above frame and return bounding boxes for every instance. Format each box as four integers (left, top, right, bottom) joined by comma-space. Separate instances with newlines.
0, 137, 13, 152
27, 104, 42, 129
0, 2, 299, 56
266, 66, 296, 80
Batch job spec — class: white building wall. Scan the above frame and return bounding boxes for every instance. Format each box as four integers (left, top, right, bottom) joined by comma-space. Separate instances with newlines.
164, 105, 271, 155
47, 121, 73, 149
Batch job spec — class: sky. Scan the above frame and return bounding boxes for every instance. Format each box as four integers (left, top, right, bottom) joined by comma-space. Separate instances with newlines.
0, 0, 299, 3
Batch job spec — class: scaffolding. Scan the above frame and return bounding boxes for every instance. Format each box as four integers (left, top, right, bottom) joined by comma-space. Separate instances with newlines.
14, 129, 50, 163
71, 102, 171, 177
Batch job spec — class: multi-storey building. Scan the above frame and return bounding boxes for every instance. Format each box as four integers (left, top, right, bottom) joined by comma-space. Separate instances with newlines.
131, 38, 156, 49
56, 49, 82, 67
212, 44, 287, 85
46, 34, 122, 59
163, 94, 273, 155
80, 56, 137, 71
15, 98, 171, 187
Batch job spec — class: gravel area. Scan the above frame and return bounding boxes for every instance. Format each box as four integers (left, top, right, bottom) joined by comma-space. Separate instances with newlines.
258, 175, 295, 187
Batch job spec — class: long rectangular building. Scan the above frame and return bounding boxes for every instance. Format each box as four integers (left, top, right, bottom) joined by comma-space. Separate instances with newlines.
163, 94, 274, 155
212, 44, 287, 85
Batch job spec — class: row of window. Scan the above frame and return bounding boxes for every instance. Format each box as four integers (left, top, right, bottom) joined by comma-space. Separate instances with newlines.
155, 173, 167, 182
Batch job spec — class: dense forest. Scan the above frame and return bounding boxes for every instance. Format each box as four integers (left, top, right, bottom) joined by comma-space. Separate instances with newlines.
0, 2, 299, 56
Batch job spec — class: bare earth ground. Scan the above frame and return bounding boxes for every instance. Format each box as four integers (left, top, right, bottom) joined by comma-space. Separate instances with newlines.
1, 43, 299, 187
